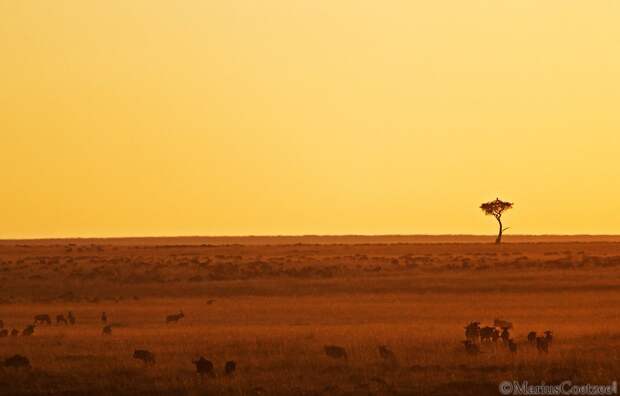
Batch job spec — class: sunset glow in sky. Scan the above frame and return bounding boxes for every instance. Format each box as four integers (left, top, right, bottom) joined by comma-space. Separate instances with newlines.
2, 1, 619, 238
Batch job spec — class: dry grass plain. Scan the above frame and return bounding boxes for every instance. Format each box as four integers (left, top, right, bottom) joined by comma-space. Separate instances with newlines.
0, 236, 619, 395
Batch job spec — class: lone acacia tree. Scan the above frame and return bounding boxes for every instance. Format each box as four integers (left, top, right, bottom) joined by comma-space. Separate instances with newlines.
480, 198, 513, 244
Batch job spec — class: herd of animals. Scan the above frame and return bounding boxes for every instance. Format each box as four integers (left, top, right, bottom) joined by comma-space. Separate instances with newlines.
462, 319, 554, 355
321, 318, 555, 368
0, 309, 236, 379
1, 311, 554, 377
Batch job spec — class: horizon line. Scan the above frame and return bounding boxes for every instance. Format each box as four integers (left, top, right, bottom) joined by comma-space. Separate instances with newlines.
3, 233, 620, 242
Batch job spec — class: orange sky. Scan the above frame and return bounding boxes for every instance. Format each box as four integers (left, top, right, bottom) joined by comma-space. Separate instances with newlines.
1, 1, 619, 238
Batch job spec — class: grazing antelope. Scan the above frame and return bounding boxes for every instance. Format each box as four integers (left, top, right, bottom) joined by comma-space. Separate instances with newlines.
10, 329, 19, 337
508, 339, 517, 353
3, 354, 30, 369
133, 350, 155, 365
544, 330, 553, 344
193, 357, 214, 378
324, 345, 348, 360
102, 325, 112, 335
536, 337, 549, 353
101, 312, 107, 324
464, 321, 481, 343
494, 318, 513, 329
462, 340, 481, 355
56, 314, 68, 325
34, 314, 51, 325
224, 360, 237, 376
527, 331, 537, 344
67, 312, 76, 325
480, 326, 498, 343
0, 329, 8, 337
166, 311, 185, 324
22, 325, 35, 336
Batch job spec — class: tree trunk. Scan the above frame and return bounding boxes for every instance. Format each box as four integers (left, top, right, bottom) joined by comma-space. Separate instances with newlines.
495, 216, 503, 244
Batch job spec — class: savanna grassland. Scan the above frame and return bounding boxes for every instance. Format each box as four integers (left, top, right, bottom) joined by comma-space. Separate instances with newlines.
0, 236, 619, 396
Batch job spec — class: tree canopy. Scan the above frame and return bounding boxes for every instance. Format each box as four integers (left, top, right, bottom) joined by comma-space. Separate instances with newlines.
480, 198, 513, 218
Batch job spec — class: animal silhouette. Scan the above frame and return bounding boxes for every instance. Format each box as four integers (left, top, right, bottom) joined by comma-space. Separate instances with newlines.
193, 357, 214, 378
224, 360, 237, 376
480, 326, 499, 343
22, 325, 35, 336
494, 318, 513, 329
544, 330, 553, 344
508, 339, 517, 353
462, 340, 481, 355
3, 355, 30, 369
133, 350, 156, 364
378, 345, 396, 361
464, 321, 481, 343
500, 327, 511, 345
34, 314, 51, 325
377, 345, 399, 369
536, 337, 549, 353
166, 311, 185, 324
324, 345, 348, 360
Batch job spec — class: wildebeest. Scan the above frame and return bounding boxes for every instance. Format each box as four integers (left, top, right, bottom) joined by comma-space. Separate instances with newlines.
500, 327, 511, 345
494, 318, 513, 329
508, 339, 517, 353
101, 312, 107, 324
464, 321, 481, 343
22, 325, 35, 336
527, 331, 537, 344
224, 360, 237, 376
0, 329, 8, 337
544, 330, 553, 344
480, 326, 499, 343
56, 314, 68, 325
34, 314, 51, 325
166, 311, 185, 324
492, 328, 501, 343
67, 312, 76, 325
102, 325, 112, 335
10, 329, 19, 337
324, 345, 348, 360
3, 354, 30, 369
536, 337, 549, 353
193, 357, 214, 378
462, 340, 481, 355
133, 349, 155, 364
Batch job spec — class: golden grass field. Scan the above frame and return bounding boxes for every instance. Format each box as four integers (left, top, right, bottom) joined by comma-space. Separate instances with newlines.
0, 236, 619, 395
